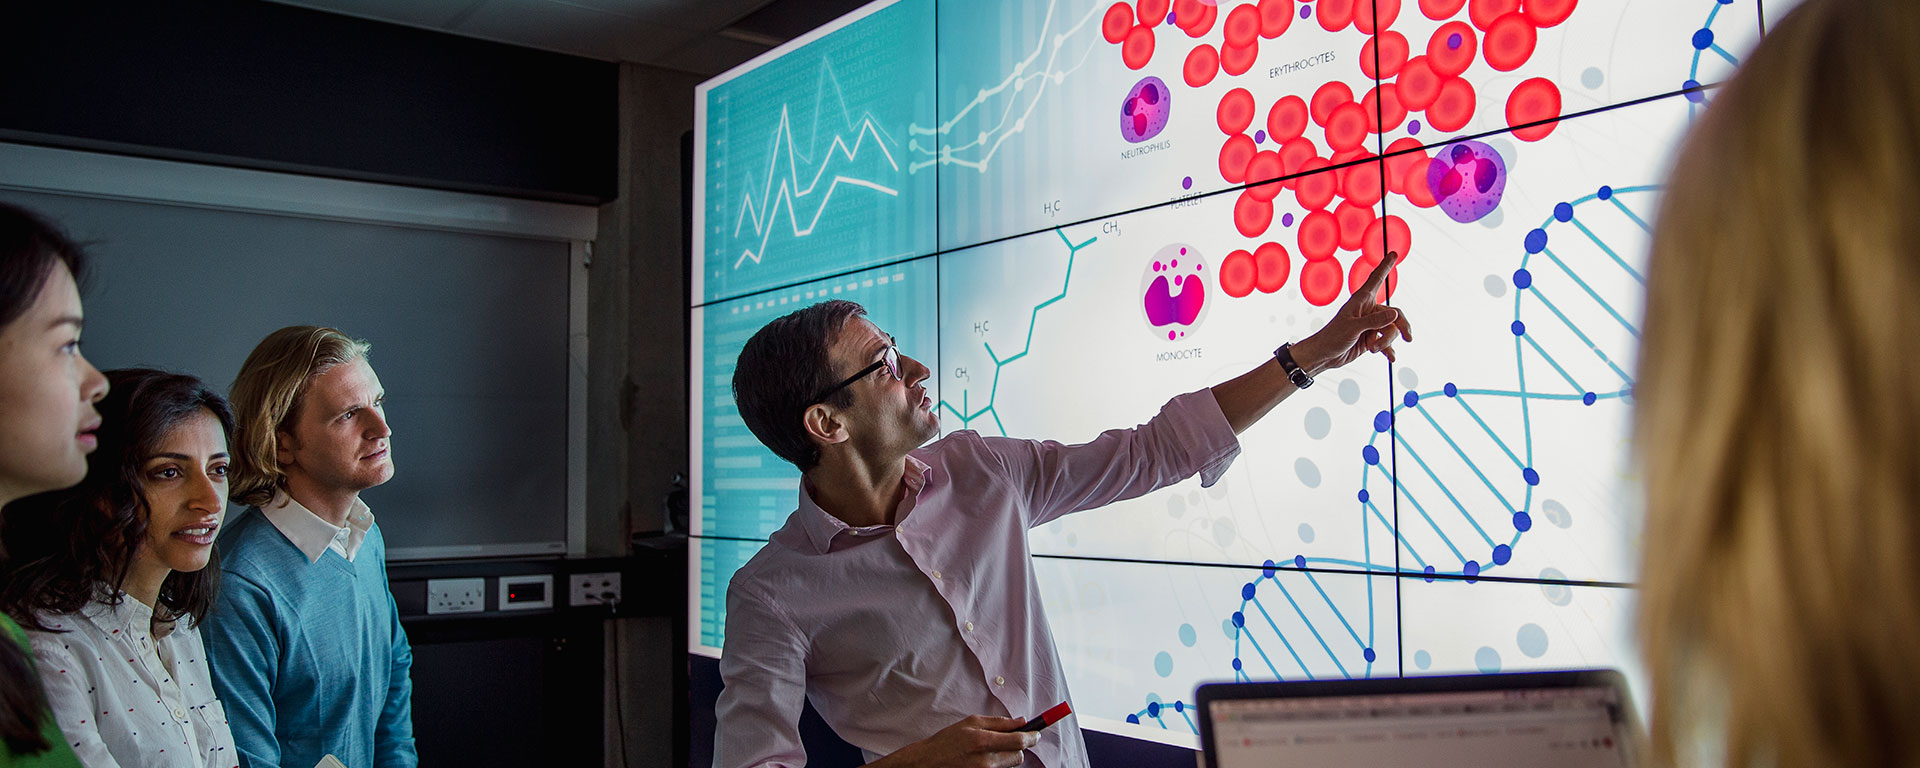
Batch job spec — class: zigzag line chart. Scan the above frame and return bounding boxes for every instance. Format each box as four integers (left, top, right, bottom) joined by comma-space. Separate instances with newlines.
1126, 184, 1660, 733
728, 61, 907, 269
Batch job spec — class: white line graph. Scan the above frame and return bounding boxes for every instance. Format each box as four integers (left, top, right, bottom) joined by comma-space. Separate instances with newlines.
730, 62, 906, 269
909, 0, 1104, 173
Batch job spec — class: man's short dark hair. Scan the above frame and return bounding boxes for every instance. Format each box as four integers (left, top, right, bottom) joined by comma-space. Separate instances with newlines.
732, 300, 868, 471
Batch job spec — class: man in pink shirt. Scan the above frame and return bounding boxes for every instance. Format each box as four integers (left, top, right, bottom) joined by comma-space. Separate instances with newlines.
717, 255, 1412, 768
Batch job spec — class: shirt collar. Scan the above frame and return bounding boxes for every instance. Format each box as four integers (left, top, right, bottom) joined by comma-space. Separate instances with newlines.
260, 490, 373, 563
79, 588, 156, 637
795, 454, 932, 555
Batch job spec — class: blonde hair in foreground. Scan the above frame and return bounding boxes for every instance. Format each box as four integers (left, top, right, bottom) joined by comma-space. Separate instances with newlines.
1635, 0, 1920, 766
228, 326, 372, 507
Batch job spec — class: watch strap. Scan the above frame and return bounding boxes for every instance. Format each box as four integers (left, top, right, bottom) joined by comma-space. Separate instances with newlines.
1275, 342, 1313, 389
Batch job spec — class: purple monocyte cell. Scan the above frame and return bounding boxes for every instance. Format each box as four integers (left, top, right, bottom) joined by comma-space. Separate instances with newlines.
1121, 76, 1173, 144
1144, 272, 1207, 327
1426, 139, 1508, 224
1139, 243, 1210, 340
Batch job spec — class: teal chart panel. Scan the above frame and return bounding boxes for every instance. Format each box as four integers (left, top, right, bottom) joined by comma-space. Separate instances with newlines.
693, 0, 937, 305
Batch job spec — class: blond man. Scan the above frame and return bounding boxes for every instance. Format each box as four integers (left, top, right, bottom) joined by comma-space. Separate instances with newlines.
203, 326, 416, 768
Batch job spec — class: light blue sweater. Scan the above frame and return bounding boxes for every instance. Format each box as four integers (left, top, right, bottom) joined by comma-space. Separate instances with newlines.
203, 507, 417, 768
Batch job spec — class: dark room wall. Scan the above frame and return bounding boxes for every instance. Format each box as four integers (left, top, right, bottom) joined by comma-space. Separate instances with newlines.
0, 0, 616, 203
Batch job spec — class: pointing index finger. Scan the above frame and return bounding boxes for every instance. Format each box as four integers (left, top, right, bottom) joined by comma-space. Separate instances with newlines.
1358, 250, 1399, 301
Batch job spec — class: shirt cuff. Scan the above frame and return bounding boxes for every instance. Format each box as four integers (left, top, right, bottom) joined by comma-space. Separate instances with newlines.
1168, 389, 1242, 487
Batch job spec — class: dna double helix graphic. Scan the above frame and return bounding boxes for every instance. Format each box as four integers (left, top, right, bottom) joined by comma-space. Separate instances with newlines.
1129, 183, 1659, 730
1125, 0, 1752, 732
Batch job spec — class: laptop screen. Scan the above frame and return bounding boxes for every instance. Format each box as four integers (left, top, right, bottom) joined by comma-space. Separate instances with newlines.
1208, 684, 1632, 768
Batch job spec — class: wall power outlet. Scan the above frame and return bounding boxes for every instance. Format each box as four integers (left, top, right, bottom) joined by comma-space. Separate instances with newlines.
426, 577, 486, 615
569, 572, 622, 607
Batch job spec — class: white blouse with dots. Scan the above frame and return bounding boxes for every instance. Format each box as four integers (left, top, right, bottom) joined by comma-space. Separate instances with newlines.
27, 592, 239, 768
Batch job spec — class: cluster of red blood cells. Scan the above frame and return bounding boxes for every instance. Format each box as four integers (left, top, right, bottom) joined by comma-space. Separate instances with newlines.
1101, 0, 1577, 306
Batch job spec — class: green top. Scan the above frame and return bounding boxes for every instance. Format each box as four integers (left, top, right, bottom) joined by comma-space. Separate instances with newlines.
0, 613, 82, 768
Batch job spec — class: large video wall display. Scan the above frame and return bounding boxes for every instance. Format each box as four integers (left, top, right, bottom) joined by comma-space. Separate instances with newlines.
691, 0, 1778, 749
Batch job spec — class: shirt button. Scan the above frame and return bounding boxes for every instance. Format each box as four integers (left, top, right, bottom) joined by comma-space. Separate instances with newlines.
931, 570, 942, 580
965, 621, 974, 632
171, 707, 187, 720
994, 676, 1005, 686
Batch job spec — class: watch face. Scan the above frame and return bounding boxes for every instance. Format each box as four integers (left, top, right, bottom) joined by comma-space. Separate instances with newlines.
1290, 369, 1314, 388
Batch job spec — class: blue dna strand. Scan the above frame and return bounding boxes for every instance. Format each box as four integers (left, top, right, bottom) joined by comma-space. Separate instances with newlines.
1132, 184, 1660, 734
1684, 0, 1750, 116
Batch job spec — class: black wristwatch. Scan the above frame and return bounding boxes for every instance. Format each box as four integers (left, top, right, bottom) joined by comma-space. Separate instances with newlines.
1274, 342, 1313, 389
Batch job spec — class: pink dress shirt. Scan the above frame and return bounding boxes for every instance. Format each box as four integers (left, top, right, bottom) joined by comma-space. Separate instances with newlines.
714, 389, 1241, 768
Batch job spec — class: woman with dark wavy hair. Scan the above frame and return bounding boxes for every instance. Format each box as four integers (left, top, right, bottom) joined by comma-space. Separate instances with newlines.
0, 202, 108, 767
0, 368, 240, 768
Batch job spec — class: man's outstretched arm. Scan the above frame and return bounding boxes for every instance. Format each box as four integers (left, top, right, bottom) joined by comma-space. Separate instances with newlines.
1213, 252, 1412, 434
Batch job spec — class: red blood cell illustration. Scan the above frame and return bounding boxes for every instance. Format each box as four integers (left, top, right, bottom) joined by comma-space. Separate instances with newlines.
1184, 44, 1221, 87
1219, 134, 1257, 182
1396, 56, 1441, 110
1524, 0, 1577, 27
1138, 0, 1170, 25
1427, 21, 1477, 77
1178, 0, 1218, 36
1347, 253, 1400, 298
1357, 0, 1400, 33
1220, 249, 1259, 298
1362, 85, 1407, 134
1235, 190, 1275, 237
1325, 102, 1369, 151
1361, 31, 1411, 79
1310, 81, 1354, 126
1426, 76, 1476, 132
1419, 0, 1468, 20
1468, 0, 1519, 29
1382, 137, 1427, 195
1225, 4, 1261, 47
1318, 0, 1356, 31
1267, 95, 1309, 142
1278, 136, 1317, 183
1402, 161, 1438, 207
1342, 158, 1384, 207
1506, 77, 1562, 141
1218, 87, 1256, 134
1173, 0, 1204, 26
1221, 41, 1259, 75
1483, 12, 1537, 71
1246, 151, 1285, 200
1295, 159, 1337, 210
1298, 209, 1340, 261
1335, 200, 1377, 251
1122, 25, 1157, 69
1254, 242, 1291, 293
1363, 215, 1412, 269
1103, 2, 1135, 43
1258, 0, 1294, 37
1300, 258, 1346, 306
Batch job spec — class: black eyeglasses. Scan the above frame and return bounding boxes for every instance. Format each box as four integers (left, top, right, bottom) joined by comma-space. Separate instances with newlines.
809, 343, 901, 406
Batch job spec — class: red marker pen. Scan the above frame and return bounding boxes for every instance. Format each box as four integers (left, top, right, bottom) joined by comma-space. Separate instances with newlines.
1015, 701, 1072, 732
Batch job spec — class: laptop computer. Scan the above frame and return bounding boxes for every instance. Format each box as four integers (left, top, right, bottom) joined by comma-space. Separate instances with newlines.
1196, 669, 1641, 768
